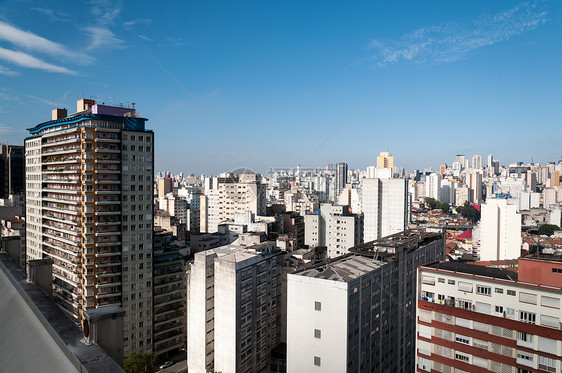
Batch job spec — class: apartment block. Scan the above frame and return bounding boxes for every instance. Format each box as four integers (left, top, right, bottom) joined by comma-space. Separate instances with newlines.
416, 256, 562, 373
287, 229, 445, 372
187, 241, 282, 373
304, 203, 363, 258
24, 99, 154, 355
0, 144, 25, 199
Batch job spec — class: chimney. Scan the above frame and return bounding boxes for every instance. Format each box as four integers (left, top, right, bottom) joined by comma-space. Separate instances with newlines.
51, 108, 67, 120
77, 99, 96, 112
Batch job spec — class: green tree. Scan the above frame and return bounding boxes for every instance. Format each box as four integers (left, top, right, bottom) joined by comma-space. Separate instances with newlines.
123, 352, 156, 373
456, 202, 480, 224
537, 224, 560, 236
425, 198, 450, 214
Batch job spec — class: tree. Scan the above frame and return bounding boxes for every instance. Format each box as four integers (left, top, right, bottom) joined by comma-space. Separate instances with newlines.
538, 224, 560, 236
456, 202, 480, 224
123, 352, 156, 373
425, 198, 450, 214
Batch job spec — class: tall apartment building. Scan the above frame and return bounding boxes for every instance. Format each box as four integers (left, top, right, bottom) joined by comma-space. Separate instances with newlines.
0, 144, 25, 198
377, 151, 394, 169
25, 99, 154, 355
187, 241, 282, 373
335, 162, 348, 202
480, 197, 521, 261
287, 229, 445, 372
200, 173, 265, 233
361, 177, 408, 242
304, 203, 363, 258
416, 256, 562, 373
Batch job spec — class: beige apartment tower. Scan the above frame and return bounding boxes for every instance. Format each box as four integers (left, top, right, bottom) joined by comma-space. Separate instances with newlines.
25, 99, 154, 356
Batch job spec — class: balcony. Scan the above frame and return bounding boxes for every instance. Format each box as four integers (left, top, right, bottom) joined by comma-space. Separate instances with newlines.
95, 148, 120, 153
42, 231, 80, 246
95, 250, 121, 257
95, 190, 121, 194
97, 270, 121, 277
42, 137, 80, 147
95, 179, 120, 184
43, 240, 79, 255
43, 196, 79, 204
96, 280, 121, 288
96, 291, 122, 299
94, 200, 121, 205
96, 210, 121, 215
95, 220, 121, 226
95, 231, 121, 236
95, 261, 121, 268
43, 205, 80, 214
43, 213, 79, 225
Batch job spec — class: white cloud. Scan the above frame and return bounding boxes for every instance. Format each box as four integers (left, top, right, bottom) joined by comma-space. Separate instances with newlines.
0, 64, 18, 76
0, 125, 25, 134
30, 8, 70, 22
137, 34, 154, 42
369, 1, 548, 65
89, 0, 122, 25
0, 47, 76, 74
123, 18, 152, 30
0, 21, 92, 64
84, 27, 127, 50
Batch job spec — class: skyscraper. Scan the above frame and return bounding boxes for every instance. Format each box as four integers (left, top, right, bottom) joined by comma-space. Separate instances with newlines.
25, 99, 154, 355
480, 197, 521, 261
376, 151, 394, 169
0, 144, 24, 199
335, 162, 348, 200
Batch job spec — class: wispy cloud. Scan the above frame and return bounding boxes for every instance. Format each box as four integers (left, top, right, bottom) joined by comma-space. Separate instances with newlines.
0, 125, 25, 134
89, 0, 122, 25
369, 1, 548, 65
123, 18, 152, 30
0, 64, 18, 76
0, 21, 92, 64
30, 8, 70, 22
84, 27, 127, 50
24, 94, 64, 107
0, 47, 76, 74
137, 34, 153, 42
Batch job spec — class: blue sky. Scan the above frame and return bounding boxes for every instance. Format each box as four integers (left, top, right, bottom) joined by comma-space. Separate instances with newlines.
0, 0, 560, 175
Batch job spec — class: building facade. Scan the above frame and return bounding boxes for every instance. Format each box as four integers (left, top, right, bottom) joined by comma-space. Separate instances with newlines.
480, 197, 521, 261
287, 229, 445, 372
24, 99, 154, 355
187, 242, 282, 373
416, 257, 562, 373
0, 144, 24, 199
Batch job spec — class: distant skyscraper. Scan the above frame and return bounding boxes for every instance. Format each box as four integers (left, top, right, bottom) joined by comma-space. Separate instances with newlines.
376, 151, 394, 169
455, 154, 466, 171
425, 173, 440, 201
335, 162, 348, 200
471, 154, 482, 170
487, 153, 494, 170
25, 99, 154, 356
0, 144, 24, 199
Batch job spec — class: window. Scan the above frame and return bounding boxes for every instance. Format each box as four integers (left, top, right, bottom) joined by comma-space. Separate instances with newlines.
519, 292, 537, 305
315, 301, 321, 311
495, 287, 503, 294
519, 311, 536, 324
438, 277, 445, 283
422, 275, 435, 285
458, 282, 473, 293
517, 331, 533, 343
495, 305, 504, 314
540, 314, 559, 329
314, 329, 321, 339
553, 268, 562, 273
507, 290, 516, 296
538, 356, 556, 372
455, 335, 470, 345
506, 307, 516, 319
455, 351, 470, 362
314, 356, 321, 366
418, 356, 431, 372
448, 279, 455, 285
541, 295, 560, 309
476, 285, 491, 295
517, 351, 534, 366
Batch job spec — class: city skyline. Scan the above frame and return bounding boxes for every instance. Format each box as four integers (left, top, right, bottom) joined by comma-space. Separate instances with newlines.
1, 1, 561, 174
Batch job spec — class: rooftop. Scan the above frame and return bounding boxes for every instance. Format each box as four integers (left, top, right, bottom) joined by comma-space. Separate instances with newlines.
349, 228, 443, 257
295, 255, 385, 282
423, 261, 518, 281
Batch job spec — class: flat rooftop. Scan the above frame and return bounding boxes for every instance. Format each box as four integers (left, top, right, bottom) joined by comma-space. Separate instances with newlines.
295, 255, 385, 282
349, 228, 443, 257
422, 261, 518, 281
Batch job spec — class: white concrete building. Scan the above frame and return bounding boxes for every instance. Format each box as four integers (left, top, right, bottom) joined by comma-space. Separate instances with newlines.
288, 229, 445, 372
425, 173, 440, 201
304, 204, 363, 258
187, 242, 281, 373
480, 198, 521, 261
361, 178, 408, 242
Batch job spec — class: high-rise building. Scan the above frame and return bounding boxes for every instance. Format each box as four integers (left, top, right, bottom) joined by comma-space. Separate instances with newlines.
157, 176, 173, 197
187, 241, 282, 373
425, 173, 440, 201
377, 151, 394, 169
200, 173, 265, 233
487, 153, 494, 170
25, 99, 154, 355
287, 229, 445, 372
467, 170, 483, 204
480, 197, 521, 261
0, 145, 24, 199
361, 177, 408, 242
471, 154, 483, 170
304, 203, 363, 258
335, 163, 348, 201
416, 256, 562, 373
455, 155, 467, 171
